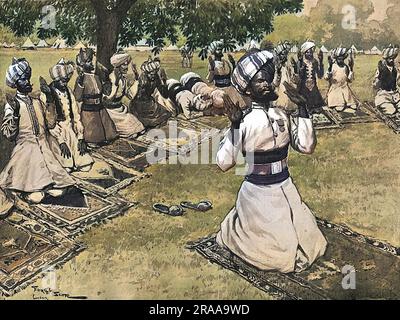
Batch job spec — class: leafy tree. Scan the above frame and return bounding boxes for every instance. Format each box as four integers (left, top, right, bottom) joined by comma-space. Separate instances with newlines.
0, 0, 303, 68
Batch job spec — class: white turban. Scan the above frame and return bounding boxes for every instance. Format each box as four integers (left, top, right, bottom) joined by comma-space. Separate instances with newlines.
110, 53, 131, 68
301, 41, 316, 55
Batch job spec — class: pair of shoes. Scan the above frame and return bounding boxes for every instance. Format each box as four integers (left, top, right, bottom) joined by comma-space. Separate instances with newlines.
153, 203, 185, 217
152, 200, 213, 217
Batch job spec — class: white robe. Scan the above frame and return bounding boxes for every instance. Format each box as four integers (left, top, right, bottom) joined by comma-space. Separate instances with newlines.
215, 103, 327, 273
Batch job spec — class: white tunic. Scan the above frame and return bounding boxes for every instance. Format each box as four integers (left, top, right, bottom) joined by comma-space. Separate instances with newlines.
325, 64, 356, 108
216, 103, 327, 273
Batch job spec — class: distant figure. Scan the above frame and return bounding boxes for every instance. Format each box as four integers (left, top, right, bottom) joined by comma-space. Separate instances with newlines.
295, 41, 325, 113
180, 45, 194, 68
74, 48, 118, 146
207, 40, 235, 88
0, 58, 75, 204
373, 45, 400, 115
46, 58, 94, 172
325, 47, 358, 113
103, 52, 145, 139
129, 57, 172, 128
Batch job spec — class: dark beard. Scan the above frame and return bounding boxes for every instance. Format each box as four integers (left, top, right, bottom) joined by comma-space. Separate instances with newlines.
253, 91, 279, 103
17, 84, 33, 93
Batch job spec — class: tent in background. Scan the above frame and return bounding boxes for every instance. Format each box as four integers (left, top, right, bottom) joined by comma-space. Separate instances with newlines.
370, 46, 382, 55
74, 41, 86, 49
290, 44, 298, 53
37, 39, 49, 48
21, 37, 36, 49
52, 38, 69, 49
9, 42, 16, 48
2, 42, 10, 48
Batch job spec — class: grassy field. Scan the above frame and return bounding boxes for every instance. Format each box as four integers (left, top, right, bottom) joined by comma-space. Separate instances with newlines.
1, 49, 399, 300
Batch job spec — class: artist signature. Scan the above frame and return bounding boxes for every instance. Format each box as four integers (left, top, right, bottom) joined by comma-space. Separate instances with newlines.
31, 285, 87, 300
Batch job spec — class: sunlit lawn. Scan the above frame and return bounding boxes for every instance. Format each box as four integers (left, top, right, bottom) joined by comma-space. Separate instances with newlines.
1, 49, 399, 300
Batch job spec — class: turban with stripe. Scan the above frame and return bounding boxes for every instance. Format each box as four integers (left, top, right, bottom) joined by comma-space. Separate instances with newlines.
140, 58, 160, 73
110, 53, 132, 68
231, 50, 274, 94
331, 47, 349, 59
49, 58, 75, 81
382, 46, 399, 60
6, 58, 31, 88
209, 40, 224, 55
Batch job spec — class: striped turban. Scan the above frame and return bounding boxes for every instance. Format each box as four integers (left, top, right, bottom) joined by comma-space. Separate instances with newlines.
275, 41, 291, 56
209, 40, 224, 54
301, 41, 316, 55
231, 50, 274, 94
332, 47, 349, 59
180, 72, 202, 87
110, 53, 131, 68
49, 58, 75, 81
140, 58, 160, 73
382, 46, 399, 60
6, 58, 31, 88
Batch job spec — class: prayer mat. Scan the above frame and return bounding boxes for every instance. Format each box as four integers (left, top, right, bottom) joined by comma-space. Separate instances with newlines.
195, 116, 230, 130
330, 105, 379, 125
137, 119, 220, 155
13, 187, 135, 238
312, 107, 342, 130
0, 209, 85, 296
188, 218, 400, 300
363, 102, 400, 134
94, 138, 174, 171
72, 156, 149, 197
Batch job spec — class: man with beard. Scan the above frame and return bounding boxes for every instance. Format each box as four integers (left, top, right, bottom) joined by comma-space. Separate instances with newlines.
296, 41, 325, 113
103, 52, 145, 139
215, 49, 327, 273
44, 58, 94, 172
325, 47, 357, 113
373, 45, 400, 115
74, 48, 118, 146
0, 58, 75, 204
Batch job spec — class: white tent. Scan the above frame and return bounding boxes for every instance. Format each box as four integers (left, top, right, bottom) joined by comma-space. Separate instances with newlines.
320, 45, 329, 53
21, 37, 36, 49
290, 45, 299, 53
126, 40, 151, 51
9, 42, 16, 48
247, 40, 260, 51
74, 41, 86, 49
2, 42, 10, 48
52, 38, 68, 49
370, 46, 382, 55
37, 39, 49, 48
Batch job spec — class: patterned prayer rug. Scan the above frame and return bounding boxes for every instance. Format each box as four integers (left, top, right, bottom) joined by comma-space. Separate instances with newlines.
188, 218, 400, 300
312, 107, 342, 130
0, 209, 85, 296
13, 187, 135, 238
72, 155, 150, 197
331, 104, 379, 125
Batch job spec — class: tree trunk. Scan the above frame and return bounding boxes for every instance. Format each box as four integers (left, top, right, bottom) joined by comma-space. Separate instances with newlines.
96, 10, 121, 70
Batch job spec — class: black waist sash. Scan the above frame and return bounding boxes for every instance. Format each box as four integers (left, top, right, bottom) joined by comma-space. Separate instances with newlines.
214, 74, 231, 88
243, 144, 290, 185
184, 77, 203, 91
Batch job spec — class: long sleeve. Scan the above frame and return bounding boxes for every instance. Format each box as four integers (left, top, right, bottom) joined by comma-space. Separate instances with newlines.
216, 127, 243, 172
317, 60, 324, 79
74, 79, 84, 102
70, 89, 85, 140
289, 116, 316, 155
1, 103, 19, 141
206, 62, 215, 83
373, 67, 381, 90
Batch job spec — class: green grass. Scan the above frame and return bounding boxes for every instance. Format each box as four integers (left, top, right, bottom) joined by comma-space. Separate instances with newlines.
1, 49, 400, 300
